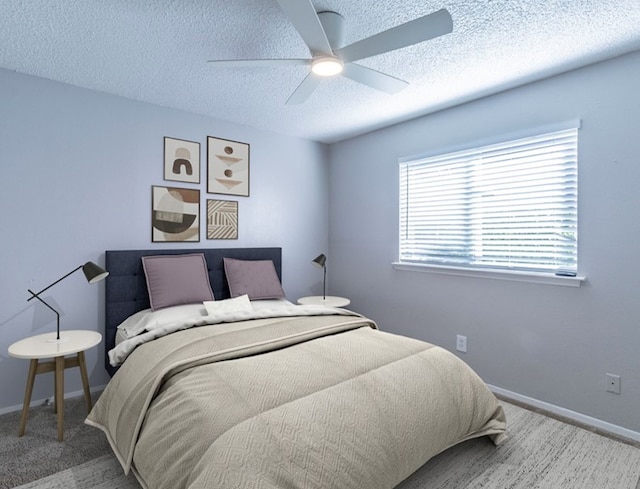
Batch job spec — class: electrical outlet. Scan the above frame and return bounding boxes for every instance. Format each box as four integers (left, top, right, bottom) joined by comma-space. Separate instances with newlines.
456, 335, 467, 353
606, 373, 621, 394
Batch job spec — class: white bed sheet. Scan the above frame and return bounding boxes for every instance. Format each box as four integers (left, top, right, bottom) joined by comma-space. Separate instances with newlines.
115, 299, 296, 344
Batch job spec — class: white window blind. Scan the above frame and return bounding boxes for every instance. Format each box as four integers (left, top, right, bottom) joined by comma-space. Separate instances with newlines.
399, 127, 578, 274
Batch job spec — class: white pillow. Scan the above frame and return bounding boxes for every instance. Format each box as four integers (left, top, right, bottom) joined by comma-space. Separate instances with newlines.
116, 303, 207, 338
204, 295, 253, 316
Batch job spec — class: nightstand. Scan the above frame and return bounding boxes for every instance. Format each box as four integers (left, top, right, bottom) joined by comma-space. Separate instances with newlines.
8, 330, 102, 441
297, 295, 351, 308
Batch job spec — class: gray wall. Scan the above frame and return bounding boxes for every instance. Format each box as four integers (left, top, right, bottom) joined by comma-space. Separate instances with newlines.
0, 68, 329, 412
328, 50, 640, 434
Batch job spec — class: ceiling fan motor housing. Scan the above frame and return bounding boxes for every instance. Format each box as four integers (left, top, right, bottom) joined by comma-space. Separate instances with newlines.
317, 11, 345, 51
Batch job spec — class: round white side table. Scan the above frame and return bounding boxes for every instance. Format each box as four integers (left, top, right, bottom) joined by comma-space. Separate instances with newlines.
8, 330, 102, 441
297, 296, 351, 308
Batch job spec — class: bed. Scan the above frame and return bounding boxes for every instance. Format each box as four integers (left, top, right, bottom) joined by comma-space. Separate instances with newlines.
87, 247, 506, 489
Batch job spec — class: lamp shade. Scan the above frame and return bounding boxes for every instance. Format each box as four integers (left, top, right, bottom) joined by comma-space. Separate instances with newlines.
312, 254, 327, 269
82, 261, 109, 283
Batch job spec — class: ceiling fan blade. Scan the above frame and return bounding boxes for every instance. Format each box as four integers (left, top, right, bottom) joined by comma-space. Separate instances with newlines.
336, 8, 453, 63
286, 73, 322, 105
341, 63, 408, 94
276, 0, 333, 55
207, 58, 310, 68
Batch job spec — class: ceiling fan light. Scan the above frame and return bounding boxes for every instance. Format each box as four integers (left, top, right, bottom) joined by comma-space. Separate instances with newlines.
311, 57, 344, 77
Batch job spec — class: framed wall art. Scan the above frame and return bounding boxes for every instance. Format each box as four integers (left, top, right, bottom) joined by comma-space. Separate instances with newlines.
207, 199, 238, 240
164, 137, 200, 184
207, 136, 249, 197
151, 186, 200, 242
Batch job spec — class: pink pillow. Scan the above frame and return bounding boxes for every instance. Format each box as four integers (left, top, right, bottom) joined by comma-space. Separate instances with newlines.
142, 254, 214, 311
223, 258, 285, 300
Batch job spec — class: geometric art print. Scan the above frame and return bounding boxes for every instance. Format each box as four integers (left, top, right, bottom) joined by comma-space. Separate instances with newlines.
164, 137, 200, 184
207, 136, 249, 197
152, 186, 200, 242
207, 199, 238, 240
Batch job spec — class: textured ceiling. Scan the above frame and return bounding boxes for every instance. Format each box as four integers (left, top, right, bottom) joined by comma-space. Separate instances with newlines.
1, 1, 640, 143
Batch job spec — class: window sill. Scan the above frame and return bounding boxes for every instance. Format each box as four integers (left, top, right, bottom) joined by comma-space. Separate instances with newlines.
392, 262, 586, 287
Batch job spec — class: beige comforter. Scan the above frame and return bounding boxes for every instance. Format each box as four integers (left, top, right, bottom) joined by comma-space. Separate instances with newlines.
87, 313, 506, 489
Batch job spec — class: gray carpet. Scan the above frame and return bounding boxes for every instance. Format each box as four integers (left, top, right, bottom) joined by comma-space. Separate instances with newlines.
0, 398, 113, 489
2, 397, 640, 489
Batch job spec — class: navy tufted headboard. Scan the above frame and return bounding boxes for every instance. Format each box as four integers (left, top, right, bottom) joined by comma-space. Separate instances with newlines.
104, 247, 282, 376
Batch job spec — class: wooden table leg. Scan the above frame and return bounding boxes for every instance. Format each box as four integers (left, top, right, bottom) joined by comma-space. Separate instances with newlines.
53, 362, 57, 414
77, 351, 93, 412
55, 356, 64, 442
18, 359, 38, 437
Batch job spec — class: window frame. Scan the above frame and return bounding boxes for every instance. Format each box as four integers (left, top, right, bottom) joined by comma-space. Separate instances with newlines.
394, 121, 585, 287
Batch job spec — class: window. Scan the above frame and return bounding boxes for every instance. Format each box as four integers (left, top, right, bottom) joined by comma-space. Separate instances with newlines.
399, 127, 578, 275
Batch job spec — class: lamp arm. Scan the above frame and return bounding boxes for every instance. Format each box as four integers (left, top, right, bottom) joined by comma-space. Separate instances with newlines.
27, 289, 61, 340
26, 265, 83, 301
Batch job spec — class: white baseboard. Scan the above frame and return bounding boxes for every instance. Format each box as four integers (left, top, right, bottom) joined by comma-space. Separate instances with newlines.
0, 384, 107, 416
489, 384, 640, 444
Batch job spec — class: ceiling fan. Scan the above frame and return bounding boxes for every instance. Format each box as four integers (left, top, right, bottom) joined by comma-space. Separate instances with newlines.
207, 0, 453, 105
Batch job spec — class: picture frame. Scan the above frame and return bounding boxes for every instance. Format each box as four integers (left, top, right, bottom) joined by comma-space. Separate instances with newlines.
164, 137, 200, 184
207, 199, 238, 240
151, 185, 200, 242
207, 136, 250, 196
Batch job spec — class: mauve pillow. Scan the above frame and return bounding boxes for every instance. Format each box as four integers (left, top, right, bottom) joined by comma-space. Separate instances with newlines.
223, 258, 285, 300
142, 254, 214, 311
